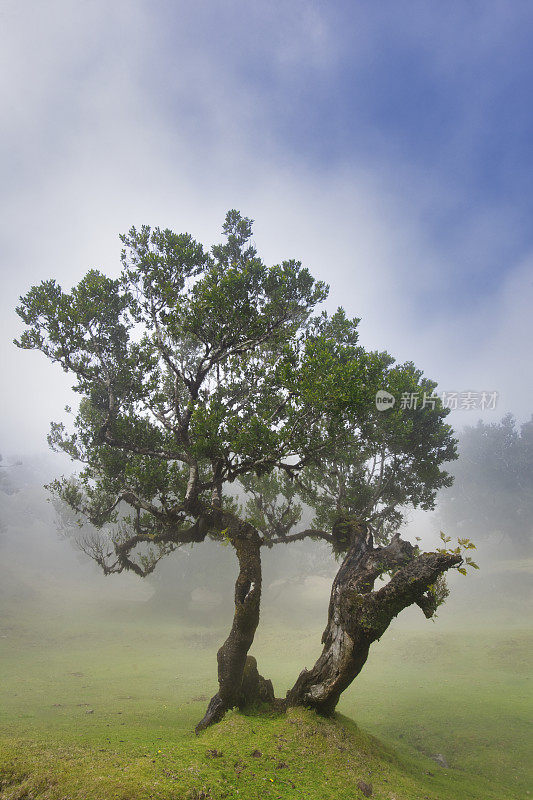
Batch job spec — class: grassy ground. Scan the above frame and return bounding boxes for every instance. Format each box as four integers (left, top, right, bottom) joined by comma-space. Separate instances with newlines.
0, 573, 531, 799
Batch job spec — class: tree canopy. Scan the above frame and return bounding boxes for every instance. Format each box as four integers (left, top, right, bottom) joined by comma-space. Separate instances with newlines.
16, 211, 455, 569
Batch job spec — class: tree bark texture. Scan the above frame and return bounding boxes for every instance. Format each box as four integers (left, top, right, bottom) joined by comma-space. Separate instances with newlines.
195, 535, 272, 732
286, 521, 461, 716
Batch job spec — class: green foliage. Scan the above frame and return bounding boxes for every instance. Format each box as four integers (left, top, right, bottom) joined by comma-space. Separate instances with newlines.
437, 531, 479, 575
15, 211, 457, 567
240, 470, 302, 543
296, 361, 457, 546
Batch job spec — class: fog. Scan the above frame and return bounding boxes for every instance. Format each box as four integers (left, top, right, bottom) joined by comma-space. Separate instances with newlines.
1, 1, 533, 458
1, 447, 529, 638
0, 7, 531, 797
1, 1, 530, 620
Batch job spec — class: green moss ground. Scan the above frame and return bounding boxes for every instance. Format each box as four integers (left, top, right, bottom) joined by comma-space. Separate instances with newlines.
0, 583, 531, 799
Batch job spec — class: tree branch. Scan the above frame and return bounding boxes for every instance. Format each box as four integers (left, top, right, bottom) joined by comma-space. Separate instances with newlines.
261, 528, 334, 546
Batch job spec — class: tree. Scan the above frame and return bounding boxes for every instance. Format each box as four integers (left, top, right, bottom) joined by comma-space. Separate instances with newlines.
15, 210, 469, 732
439, 413, 533, 555
0, 454, 21, 496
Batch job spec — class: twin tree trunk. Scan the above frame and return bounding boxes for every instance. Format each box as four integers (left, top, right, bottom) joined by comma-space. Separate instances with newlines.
195, 534, 273, 733
286, 525, 460, 713
196, 522, 461, 732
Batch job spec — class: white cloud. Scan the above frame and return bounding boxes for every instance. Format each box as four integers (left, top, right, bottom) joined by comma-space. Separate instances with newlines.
1, 0, 530, 457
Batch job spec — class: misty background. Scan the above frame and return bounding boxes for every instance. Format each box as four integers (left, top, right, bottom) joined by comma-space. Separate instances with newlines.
1, 1, 532, 627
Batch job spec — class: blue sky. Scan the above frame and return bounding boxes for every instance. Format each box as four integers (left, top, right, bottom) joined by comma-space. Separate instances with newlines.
1, 0, 532, 452
145, 0, 533, 305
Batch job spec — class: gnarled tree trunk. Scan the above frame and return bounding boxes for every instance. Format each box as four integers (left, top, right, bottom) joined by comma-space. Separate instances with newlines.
195, 533, 273, 732
286, 522, 461, 716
